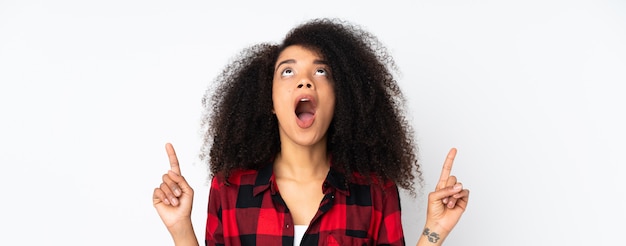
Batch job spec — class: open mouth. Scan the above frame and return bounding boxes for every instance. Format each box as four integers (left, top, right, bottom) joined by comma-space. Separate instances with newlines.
295, 96, 316, 128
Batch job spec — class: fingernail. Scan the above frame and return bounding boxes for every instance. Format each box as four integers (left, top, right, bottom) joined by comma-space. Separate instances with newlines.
174, 188, 181, 197
443, 197, 448, 204
454, 184, 462, 191
164, 198, 170, 205
171, 197, 178, 206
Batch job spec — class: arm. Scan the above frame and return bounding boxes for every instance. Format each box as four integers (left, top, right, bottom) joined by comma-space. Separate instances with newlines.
153, 143, 199, 246
416, 148, 470, 246
375, 181, 405, 245
205, 177, 225, 245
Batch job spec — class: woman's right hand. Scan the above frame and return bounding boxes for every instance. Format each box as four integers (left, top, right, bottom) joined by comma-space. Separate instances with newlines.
153, 143, 195, 234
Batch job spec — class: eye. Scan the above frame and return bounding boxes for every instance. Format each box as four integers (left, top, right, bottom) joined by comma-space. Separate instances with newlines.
281, 68, 294, 77
315, 68, 327, 76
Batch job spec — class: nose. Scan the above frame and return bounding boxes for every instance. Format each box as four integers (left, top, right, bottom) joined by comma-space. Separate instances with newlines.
297, 80, 313, 89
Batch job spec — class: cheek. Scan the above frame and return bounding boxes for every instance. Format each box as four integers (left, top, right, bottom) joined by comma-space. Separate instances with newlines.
321, 89, 336, 116
324, 85, 336, 106
271, 93, 291, 114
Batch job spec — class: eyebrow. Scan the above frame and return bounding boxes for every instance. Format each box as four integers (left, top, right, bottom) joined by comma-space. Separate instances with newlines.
274, 59, 328, 72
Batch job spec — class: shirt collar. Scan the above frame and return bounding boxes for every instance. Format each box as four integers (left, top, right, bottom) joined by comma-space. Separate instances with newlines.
252, 163, 350, 197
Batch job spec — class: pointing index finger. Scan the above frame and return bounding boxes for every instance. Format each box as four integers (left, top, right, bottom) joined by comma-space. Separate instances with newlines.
165, 142, 181, 175
437, 148, 457, 190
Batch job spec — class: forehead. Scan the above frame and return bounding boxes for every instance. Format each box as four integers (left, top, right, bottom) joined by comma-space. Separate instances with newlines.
275, 45, 324, 64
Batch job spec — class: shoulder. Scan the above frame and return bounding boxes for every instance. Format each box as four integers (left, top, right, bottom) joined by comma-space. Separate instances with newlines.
211, 169, 260, 189
348, 172, 399, 198
350, 172, 397, 189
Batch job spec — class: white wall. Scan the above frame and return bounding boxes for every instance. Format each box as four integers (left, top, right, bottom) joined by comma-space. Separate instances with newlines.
1, 0, 624, 245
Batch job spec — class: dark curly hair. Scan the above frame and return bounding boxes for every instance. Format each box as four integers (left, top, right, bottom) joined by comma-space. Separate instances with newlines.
200, 18, 422, 193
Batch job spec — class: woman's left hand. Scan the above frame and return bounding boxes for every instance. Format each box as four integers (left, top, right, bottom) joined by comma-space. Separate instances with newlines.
420, 148, 470, 244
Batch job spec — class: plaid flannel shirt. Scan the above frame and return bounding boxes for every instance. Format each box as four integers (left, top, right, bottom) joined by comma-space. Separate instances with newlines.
205, 164, 405, 246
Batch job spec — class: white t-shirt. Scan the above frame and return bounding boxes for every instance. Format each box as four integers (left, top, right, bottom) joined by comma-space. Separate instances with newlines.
294, 225, 308, 246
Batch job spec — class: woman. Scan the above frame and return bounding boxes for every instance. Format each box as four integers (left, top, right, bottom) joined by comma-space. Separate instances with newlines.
153, 18, 469, 246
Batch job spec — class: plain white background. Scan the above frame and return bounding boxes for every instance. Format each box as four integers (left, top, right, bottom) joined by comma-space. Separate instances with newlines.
1, 0, 625, 245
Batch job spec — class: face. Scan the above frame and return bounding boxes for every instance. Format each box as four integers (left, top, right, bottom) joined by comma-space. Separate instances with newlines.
272, 45, 336, 147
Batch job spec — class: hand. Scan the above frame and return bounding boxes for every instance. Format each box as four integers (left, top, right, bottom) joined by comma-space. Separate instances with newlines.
153, 143, 195, 230
425, 148, 470, 234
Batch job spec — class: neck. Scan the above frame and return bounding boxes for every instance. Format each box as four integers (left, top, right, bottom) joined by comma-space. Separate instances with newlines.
274, 139, 330, 181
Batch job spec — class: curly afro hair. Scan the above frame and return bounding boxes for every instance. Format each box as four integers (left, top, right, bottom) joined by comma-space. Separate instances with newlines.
200, 18, 421, 192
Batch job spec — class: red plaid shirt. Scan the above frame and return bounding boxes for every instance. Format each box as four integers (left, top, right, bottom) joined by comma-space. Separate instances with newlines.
205, 164, 405, 246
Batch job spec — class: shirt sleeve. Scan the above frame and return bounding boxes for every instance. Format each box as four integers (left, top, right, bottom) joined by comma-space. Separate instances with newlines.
376, 182, 406, 246
205, 177, 225, 246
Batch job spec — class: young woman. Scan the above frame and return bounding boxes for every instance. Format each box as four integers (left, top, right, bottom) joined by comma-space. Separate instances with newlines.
153, 18, 469, 246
